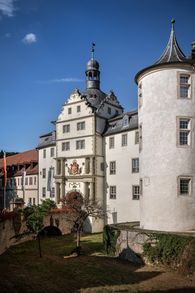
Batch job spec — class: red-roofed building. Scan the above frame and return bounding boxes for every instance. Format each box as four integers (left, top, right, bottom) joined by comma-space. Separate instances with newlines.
0, 149, 38, 210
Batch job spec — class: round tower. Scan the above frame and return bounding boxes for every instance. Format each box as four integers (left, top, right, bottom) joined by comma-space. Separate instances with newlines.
135, 20, 195, 232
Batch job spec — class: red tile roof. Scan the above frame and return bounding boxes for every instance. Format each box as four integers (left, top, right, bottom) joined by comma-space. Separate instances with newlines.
0, 149, 38, 169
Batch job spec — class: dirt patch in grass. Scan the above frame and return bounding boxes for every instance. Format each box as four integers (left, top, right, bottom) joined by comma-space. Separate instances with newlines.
0, 233, 194, 293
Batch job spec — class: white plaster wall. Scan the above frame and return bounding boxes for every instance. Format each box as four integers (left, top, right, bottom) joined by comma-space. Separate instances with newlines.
105, 130, 140, 224
57, 136, 93, 158
138, 65, 195, 232
38, 146, 56, 203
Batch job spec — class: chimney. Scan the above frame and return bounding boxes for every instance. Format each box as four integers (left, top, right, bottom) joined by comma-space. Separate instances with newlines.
191, 42, 195, 59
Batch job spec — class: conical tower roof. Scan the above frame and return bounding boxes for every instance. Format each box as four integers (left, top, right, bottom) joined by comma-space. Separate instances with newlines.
155, 19, 186, 64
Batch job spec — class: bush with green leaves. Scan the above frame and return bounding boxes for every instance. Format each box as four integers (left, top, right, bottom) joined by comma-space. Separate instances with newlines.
143, 233, 192, 266
103, 225, 120, 255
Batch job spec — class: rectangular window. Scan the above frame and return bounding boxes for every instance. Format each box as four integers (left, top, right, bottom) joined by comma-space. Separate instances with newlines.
108, 107, 111, 114
76, 140, 85, 150
25, 177, 28, 185
140, 179, 143, 196
77, 121, 85, 130
34, 176, 36, 185
29, 177, 33, 185
178, 117, 191, 146
62, 141, 70, 151
63, 124, 70, 133
100, 162, 104, 171
109, 137, 115, 149
42, 168, 46, 178
68, 107, 72, 114
77, 105, 81, 112
50, 147, 54, 157
110, 186, 116, 199
178, 176, 192, 196
121, 134, 128, 146
179, 74, 191, 98
110, 161, 116, 175
139, 124, 142, 152
138, 82, 143, 108
132, 158, 139, 173
18, 178, 20, 186
51, 187, 55, 198
135, 131, 139, 144
43, 149, 46, 158
33, 198, 36, 205
132, 185, 140, 200
29, 198, 32, 205
42, 187, 46, 197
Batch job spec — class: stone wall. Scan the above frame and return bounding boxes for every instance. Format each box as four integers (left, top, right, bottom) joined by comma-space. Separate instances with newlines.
116, 228, 148, 255
0, 211, 72, 255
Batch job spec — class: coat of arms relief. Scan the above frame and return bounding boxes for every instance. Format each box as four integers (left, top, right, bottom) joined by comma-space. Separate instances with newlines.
68, 160, 82, 175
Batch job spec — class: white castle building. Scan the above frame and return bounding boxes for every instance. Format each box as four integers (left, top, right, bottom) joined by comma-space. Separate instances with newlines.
37, 21, 195, 232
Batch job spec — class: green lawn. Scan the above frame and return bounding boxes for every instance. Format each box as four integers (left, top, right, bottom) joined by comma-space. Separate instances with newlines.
0, 233, 194, 293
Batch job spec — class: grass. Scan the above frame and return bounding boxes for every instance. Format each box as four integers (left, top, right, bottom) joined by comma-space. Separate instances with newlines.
0, 233, 194, 293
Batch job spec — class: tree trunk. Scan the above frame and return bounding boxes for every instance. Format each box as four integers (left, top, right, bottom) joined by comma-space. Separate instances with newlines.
37, 234, 42, 258
76, 229, 80, 248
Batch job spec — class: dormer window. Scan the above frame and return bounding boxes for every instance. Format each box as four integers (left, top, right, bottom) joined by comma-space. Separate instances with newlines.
123, 116, 129, 127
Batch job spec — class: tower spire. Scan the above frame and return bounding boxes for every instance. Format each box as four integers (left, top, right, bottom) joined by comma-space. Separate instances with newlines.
86, 43, 100, 89
155, 19, 186, 64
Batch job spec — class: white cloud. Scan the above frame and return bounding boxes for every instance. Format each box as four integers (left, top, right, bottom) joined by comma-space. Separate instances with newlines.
38, 78, 84, 84
22, 33, 37, 44
50, 78, 83, 83
0, 0, 16, 17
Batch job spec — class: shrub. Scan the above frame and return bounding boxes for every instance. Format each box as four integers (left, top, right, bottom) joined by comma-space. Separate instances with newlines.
143, 233, 193, 267
103, 225, 120, 255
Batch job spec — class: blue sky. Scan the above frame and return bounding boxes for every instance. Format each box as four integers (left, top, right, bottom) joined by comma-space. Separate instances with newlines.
1, 0, 195, 152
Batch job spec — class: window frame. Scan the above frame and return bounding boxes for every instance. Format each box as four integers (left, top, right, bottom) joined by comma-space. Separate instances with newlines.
121, 133, 128, 147
108, 107, 111, 115
42, 187, 46, 197
63, 124, 70, 133
178, 176, 192, 196
177, 116, 192, 147
178, 72, 191, 99
132, 158, 139, 173
68, 107, 72, 114
110, 185, 116, 199
50, 147, 54, 157
77, 121, 85, 131
42, 168, 46, 179
132, 185, 140, 200
62, 141, 70, 151
76, 139, 85, 150
110, 161, 116, 175
109, 137, 115, 149
135, 130, 139, 144
77, 105, 81, 112
43, 149, 46, 158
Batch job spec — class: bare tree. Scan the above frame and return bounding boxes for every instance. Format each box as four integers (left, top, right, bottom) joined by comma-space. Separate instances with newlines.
60, 191, 105, 256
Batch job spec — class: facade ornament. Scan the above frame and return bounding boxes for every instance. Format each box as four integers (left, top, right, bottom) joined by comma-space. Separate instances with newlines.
68, 160, 82, 175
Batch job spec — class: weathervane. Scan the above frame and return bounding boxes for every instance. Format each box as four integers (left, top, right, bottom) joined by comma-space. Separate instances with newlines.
91, 42, 95, 60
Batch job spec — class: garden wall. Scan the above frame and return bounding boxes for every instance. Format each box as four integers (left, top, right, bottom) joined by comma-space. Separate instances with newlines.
0, 211, 72, 255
